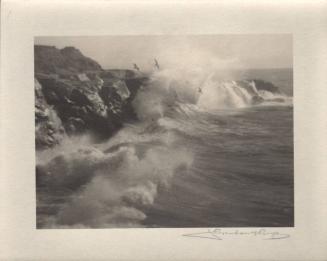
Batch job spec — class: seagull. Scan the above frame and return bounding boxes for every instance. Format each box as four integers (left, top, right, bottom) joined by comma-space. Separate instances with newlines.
133, 63, 140, 71
154, 59, 160, 70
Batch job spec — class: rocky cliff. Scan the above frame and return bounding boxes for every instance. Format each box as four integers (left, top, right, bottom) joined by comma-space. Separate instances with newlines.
35, 45, 147, 150
35, 45, 102, 74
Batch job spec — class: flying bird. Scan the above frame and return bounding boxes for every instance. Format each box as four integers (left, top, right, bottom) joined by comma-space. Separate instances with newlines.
133, 63, 140, 71
154, 59, 160, 70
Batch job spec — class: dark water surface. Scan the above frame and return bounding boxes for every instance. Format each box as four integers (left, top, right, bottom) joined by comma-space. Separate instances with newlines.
144, 105, 293, 227
37, 68, 293, 228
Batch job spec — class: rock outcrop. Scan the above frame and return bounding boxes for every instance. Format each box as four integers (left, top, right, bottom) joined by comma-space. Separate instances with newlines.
236, 79, 282, 105
35, 45, 147, 150
34, 45, 102, 74
35, 78, 65, 148
250, 79, 280, 93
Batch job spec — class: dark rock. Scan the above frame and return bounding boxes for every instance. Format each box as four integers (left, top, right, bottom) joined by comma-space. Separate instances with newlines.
125, 77, 148, 101
35, 79, 65, 150
35, 45, 147, 148
38, 78, 75, 105
266, 97, 285, 103
100, 69, 138, 80
35, 45, 102, 75
251, 95, 265, 105
64, 117, 86, 134
250, 79, 280, 93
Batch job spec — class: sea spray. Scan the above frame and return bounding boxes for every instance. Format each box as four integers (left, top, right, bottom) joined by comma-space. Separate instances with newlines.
36, 67, 291, 228
37, 125, 193, 227
132, 68, 290, 121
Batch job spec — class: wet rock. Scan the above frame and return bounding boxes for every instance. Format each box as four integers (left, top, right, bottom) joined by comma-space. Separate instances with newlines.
251, 95, 265, 105
266, 97, 285, 103
35, 79, 64, 150
250, 79, 280, 93
35, 45, 147, 148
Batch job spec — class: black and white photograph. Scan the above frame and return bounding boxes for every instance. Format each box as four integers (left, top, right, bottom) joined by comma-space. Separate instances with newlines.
35, 35, 294, 229
3, 0, 327, 260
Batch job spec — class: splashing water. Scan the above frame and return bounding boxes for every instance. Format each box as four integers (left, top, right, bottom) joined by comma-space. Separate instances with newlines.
36, 67, 293, 228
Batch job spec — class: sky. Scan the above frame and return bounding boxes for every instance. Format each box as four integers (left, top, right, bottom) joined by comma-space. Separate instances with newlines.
35, 34, 292, 71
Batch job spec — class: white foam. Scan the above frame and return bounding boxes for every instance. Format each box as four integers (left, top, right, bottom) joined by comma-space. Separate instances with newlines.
37, 65, 292, 228
38, 130, 193, 227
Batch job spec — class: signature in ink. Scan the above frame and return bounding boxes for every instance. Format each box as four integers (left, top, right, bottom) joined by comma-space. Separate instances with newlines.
183, 228, 290, 240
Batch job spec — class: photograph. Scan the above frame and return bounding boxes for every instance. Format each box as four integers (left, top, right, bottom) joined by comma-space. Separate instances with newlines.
34, 34, 293, 229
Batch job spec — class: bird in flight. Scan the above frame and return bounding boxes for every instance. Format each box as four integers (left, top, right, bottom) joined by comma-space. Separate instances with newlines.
133, 63, 140, 71
154, 59, 160, 70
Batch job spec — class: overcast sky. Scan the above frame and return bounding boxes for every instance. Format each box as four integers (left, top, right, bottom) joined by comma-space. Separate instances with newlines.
35, 34, 292, 71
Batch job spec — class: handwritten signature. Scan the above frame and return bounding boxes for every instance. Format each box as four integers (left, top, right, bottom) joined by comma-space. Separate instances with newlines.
183, 228, 290, 240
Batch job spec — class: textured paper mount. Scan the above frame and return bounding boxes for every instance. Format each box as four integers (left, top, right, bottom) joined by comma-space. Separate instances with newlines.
1, 0, 327, 260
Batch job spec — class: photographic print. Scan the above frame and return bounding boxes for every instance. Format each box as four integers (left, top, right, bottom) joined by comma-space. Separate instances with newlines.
35, 35, 293, 229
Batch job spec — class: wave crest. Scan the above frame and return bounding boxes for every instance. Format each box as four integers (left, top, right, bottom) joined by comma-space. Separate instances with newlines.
37, 132, 193, 228
131, 69, 290, 121
37, 67, 291, 228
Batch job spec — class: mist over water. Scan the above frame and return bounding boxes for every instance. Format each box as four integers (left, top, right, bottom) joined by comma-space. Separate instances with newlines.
36, 66, 293, 228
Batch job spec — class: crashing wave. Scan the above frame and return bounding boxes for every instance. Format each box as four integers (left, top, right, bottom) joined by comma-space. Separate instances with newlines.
36, 67, 292, 228
132, 69, 291, 120
36, 126, 193, 228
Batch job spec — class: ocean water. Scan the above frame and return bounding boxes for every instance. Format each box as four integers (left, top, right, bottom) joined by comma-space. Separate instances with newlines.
36, 68, 293, 228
